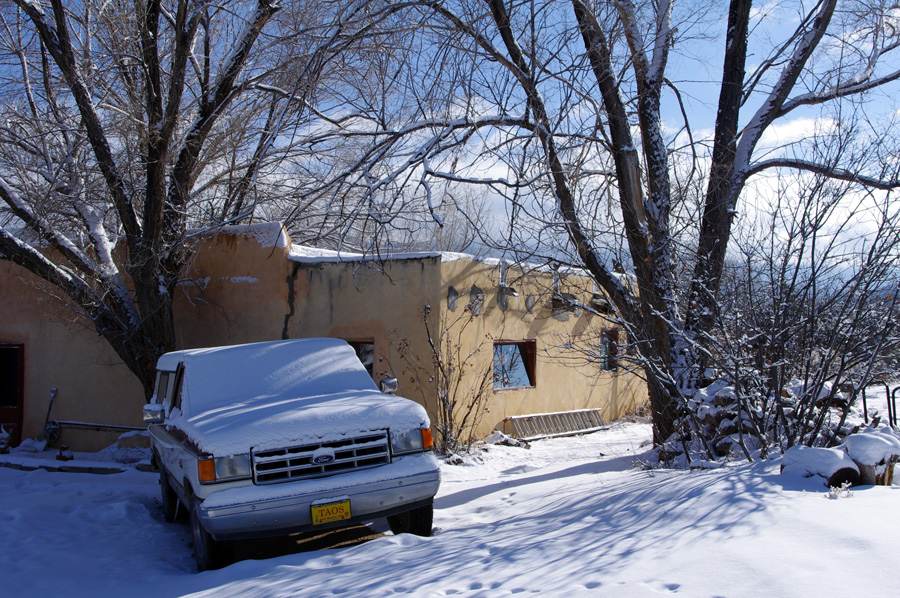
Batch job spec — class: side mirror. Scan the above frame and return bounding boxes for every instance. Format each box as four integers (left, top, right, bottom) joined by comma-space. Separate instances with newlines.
143, 403, 165, 424
380, 377, 399, 395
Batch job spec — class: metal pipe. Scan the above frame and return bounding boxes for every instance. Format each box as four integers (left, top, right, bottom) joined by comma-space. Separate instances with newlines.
887, 384, 895, 428
891, 386, 900, 427
51, 420, 146, 433
862, 387, 868, 424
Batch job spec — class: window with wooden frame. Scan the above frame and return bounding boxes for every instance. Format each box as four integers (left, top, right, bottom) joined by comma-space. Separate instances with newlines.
599, 329, 619, 371
493, 340, 536, 390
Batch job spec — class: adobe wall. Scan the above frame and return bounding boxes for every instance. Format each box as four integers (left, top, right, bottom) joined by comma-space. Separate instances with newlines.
284, 257, 443, 393
0, 224, 295, 452
176, 234, 446, 424
435, 257, 647, 440
0, 262, 144, 451
1, 223, 647, 452
174, 224, 292, 348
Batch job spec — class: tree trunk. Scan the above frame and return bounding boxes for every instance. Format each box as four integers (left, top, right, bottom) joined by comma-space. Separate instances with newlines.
646, 375, 678, 446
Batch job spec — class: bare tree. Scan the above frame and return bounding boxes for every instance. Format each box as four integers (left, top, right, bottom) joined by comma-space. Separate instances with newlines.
713, 172, 900, 453
0, 0, 404, 398
385, 186, 495, 254
294, 0, 900, 451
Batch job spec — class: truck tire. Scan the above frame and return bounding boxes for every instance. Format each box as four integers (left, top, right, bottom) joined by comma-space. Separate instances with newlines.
191, 498, 231, 571
387, 503, 433, 537
160, 470, 180, 522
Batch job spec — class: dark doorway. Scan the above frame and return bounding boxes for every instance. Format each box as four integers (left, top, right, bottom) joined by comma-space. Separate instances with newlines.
0, 344, 24, 447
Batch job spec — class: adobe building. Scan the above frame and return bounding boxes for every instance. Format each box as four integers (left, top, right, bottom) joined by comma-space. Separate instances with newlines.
1, 223, 647, 451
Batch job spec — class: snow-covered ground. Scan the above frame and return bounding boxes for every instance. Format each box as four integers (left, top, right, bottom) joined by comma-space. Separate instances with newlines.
1, 390, 898, 597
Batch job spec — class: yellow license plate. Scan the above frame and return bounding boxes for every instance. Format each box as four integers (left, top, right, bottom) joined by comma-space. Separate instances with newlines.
311, 499, 351, 525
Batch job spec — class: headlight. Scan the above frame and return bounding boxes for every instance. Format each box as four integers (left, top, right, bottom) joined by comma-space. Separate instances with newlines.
391, 428, 433, 455
198, 454, 251, 483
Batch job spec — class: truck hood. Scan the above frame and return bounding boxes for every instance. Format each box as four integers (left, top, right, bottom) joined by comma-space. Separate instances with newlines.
168, 390, 430, 456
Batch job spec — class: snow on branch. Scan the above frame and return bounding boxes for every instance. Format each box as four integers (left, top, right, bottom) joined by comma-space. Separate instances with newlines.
779, 68, 900, 116
0, 175, 98, 276
745, 158, 900, 190
1, 175, 140, 328
14, 0, 140, 244
612, 0, 673, 88
0, 227, 118, 329
734, 0, 838, 182
75, 203, 139, 327
776, 8, 900, 117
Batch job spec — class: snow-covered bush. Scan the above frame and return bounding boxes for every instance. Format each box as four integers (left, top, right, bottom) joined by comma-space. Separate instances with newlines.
657, 371, 900, 469
651, 185, 900, 467
825, 482, 853, 499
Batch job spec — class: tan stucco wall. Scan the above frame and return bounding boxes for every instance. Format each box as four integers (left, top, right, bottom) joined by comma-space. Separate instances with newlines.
0, 225, 295, 452
175, 228, 292, 348
436, 258, 647, 439
285, 258, 443, 392
0, 262, 143, 450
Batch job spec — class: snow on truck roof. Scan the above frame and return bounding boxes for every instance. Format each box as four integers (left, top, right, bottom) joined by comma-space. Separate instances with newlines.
157, 338, 378, 417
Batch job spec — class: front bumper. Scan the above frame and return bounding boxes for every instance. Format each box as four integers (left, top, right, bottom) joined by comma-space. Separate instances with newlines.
196, 452, 440, 541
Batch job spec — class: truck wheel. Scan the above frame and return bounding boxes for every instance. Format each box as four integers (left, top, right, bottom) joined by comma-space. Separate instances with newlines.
387, 503, 433, 537
191, 498, 231, 571
160, 470, 180, 522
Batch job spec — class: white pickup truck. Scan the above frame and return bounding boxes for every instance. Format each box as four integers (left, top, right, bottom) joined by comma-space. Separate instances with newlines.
143, 338, 441, 571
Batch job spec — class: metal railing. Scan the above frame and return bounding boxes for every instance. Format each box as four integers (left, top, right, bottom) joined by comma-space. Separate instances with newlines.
861, 384, 899, 428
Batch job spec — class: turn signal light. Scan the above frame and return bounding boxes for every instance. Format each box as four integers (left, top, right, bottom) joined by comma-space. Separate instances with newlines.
198, 458, 216, 483
422, 427, 434, 450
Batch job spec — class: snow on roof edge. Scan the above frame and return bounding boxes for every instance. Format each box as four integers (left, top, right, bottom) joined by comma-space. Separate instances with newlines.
288, 246, 595, 274
212, 221, 634, 285
287, 245, 444, 264
217, 222, 289, 250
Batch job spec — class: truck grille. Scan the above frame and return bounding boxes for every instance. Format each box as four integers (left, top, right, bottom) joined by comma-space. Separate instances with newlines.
251, 431, 391, 485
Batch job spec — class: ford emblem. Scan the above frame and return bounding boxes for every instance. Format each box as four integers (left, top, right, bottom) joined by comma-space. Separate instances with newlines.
311, 448, 336, 465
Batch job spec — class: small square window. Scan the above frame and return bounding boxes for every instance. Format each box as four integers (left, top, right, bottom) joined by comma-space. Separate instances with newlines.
599, 329, 618, 371
493, 341, 536, 390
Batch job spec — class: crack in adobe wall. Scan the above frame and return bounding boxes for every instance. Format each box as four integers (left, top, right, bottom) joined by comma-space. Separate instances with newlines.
282, 263, 301, 340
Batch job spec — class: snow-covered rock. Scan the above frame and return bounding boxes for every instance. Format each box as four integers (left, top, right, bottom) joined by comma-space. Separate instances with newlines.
484, 430, 528, 448
843, 432, 900, 465
781, 426, 900, 488
781, 445, 859, 487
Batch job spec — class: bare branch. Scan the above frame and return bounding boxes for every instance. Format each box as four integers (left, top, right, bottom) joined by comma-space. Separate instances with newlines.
746, 158, 900, 190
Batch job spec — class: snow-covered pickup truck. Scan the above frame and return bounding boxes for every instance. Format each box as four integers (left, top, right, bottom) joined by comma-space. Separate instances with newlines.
142, 338, 440, 571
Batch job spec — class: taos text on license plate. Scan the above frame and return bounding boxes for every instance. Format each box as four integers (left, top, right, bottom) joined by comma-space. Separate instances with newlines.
311, 499, 351, 525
